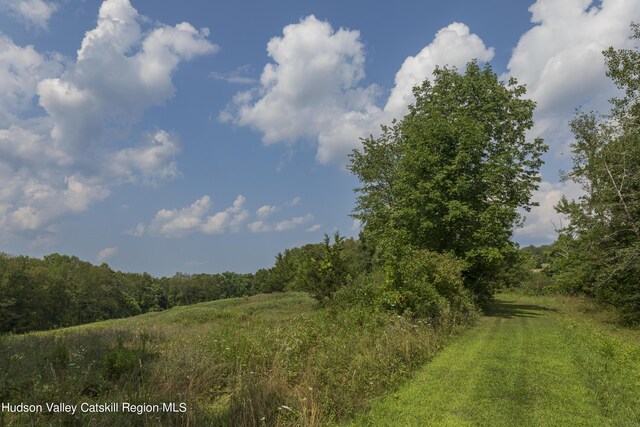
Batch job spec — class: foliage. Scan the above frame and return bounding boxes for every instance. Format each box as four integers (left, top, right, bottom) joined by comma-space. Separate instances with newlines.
379, 250, 474, 322
0, 292, 472, 426
555, 24, 640, 323
350, 61, 547, 304
349, 292, 640, 427
302, 232, 349, 302
0, 252, 258, 334
519, 244, 553, 269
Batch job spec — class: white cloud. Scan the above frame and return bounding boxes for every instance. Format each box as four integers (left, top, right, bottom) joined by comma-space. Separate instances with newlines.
275, 214, 314, 231
256, 204, 279, 219
202, 195, 249, 234
1, 0, 58, 30
147, 195, 249, 238
210, 65, 257, 84
515, 180, 583, 242
141, 195, 314, 237
222, 15, 382, 165
149, 195, 212, 238
507, 0, 640, 246
306, 224, 322, 232
507, 0, 640, 152
38, 0, 216, 152
248, 213, 314, 233
384, 22, 494, 118
0, 125, 71, 167
247, 198, 314, 233
5, 173, 110, 231
0, 33, 64, 124
110, 130, 181, 184
246, 220, 270, 233
96, 246, 118, 262
224, 17, 494, 165
0, 0, 216, 237
124, 222, 145, 237
286, 196, 301, 207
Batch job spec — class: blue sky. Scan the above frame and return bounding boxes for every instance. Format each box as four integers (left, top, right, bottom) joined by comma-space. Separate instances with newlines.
0, 0, 638, 276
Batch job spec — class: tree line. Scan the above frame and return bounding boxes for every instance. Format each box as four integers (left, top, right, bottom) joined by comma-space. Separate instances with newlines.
0, 236, 370, 334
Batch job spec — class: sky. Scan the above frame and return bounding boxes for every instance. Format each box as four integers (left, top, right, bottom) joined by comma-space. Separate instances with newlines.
0, 0, 638, 277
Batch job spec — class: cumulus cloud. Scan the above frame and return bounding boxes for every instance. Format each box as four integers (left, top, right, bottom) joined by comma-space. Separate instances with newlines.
38, 0, 216, 152
147, 195, 249, 238
0, 33, 64, 124
0, 0, 216, 237
3, 171, 110, 232
384, 22, 494, 118
1, 0, 58, 30
223, 17, 493, 165
247, 198, 314, 233
110, 130, 181, 184
202, 195, 249, 234
248, 214, 314, 233
0, 125, 71, 167
515, 180, 583, 243
222, 15, 381, 164
507, 0, 640, 151
136, 194, 314, 237
256, 204, 279, 219
306, 224, 322, 232
96, 246, 118, 262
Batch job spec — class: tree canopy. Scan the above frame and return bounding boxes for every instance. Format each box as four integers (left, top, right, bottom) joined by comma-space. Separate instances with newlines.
350, 61, 547, 303
555, 24, 640, 322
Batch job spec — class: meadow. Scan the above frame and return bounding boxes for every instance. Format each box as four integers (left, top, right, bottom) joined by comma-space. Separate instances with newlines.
0, 291, 472, 426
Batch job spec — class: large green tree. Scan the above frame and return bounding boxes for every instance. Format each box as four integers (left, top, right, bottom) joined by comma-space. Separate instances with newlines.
555, 24, 640, 322
350, 61, 547, 302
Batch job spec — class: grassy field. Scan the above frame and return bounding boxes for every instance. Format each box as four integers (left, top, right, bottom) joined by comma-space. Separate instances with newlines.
3, 290, 639, 426
347, 292, 640, 426
0, 292, 470, 426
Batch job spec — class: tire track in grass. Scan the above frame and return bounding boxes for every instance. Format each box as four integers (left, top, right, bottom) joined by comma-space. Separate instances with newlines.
348, 297, 613, 427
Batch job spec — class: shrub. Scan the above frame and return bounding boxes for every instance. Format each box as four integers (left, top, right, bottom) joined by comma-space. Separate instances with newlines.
381, 250, 475, 322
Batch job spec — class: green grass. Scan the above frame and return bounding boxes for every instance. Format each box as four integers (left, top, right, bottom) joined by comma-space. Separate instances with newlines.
347, 292, 640, 426
0, 292, 470, 426
5, 290, 637, 426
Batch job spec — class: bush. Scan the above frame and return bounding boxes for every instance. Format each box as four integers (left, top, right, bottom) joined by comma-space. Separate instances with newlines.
378, 250, 475, 323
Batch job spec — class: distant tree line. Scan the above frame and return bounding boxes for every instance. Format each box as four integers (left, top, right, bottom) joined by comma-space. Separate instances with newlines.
0, 236, 370, 334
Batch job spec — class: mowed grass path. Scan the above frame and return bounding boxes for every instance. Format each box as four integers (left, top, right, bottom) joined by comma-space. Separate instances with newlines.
349, 293, 640, 427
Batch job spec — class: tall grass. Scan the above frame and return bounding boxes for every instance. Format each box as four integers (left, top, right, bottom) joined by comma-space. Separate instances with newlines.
0, 292, 475, 426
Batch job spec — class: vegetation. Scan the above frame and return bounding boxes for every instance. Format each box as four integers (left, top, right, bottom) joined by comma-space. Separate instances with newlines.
350, 61, 546, 307
349, 292, 640, 426
3, 25, 640, 426
0, 291, 473, 426
0, 236, 371, 334
0, 252, 256, 333
550, 24, 640, 323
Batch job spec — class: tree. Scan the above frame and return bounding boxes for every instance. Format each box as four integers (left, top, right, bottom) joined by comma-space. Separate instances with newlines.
302, 232, 349, 302
350, 61, 547, 303
555, 23, 640, 322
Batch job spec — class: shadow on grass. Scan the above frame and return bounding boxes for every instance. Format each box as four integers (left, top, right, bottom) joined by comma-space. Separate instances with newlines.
484, 298, 558, 318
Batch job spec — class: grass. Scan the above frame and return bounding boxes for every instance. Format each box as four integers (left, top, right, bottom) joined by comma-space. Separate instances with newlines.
347, 292, 640, 426
0, 292, 471, 426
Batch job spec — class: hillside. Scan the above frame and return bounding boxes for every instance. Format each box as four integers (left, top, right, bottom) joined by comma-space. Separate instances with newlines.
0, 291, 469, 426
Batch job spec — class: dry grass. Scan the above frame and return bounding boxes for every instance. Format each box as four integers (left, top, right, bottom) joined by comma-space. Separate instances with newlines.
0, 292, 473, 426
